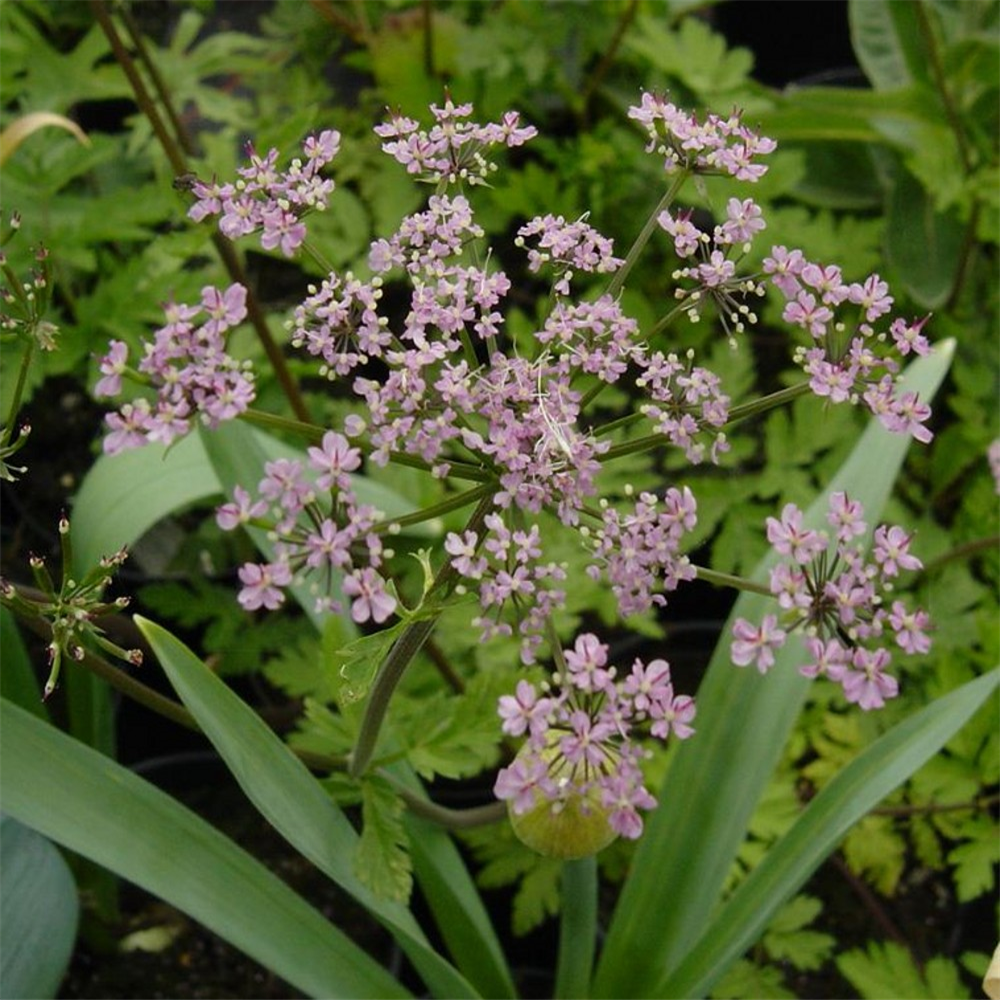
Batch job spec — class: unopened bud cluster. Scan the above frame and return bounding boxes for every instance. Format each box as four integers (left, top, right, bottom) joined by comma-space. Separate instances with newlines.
0, 519, 141, 698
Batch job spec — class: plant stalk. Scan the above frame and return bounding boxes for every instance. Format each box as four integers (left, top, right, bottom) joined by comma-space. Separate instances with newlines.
90, 0, 312, 424
555, 856, 598, 999
693, 564, 772, 598
348, 493, 494, 778
605, 171, 689, 299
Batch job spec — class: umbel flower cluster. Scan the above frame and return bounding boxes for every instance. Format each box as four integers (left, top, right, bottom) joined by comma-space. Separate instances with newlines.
732, 492, 931, 710
95, 94, 936, 854
494, 633, 695, 855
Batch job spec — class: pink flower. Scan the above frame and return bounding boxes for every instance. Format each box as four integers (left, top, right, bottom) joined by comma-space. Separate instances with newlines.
216, 485, 267, 530
872, 525, 922, 577
799, 637, 849, 680
237, 562, 291, 611
563, 633, 614, 692
766, 503, 826, 564
343, 567, 396, 624
95, 340, 128, 398
201, 283, 247, 336
498, 680, 553, 738
731, 615, 787, 673
649, 688, 696, 740
840, 647, 898, 710
888, 601, 932, 655
827, 491, 867, 543
308, 430, 361, 492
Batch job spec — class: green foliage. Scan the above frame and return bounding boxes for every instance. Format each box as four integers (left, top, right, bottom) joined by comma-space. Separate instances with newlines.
3, 3, 998, 997
837, 940, 972, 1000
761, 895, 835, 972
140, 578, 305, 675
357, 776, 412, 902
461, 822, 563, 937
710, 959, 796, 1000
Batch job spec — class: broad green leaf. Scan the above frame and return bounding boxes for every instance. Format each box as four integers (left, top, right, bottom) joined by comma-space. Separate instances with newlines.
656, 667, 999, 999
404, 807, 518, 1000
135, 616, 482, 1000
0, 815, 78, 1000
849, 0, 930, 90
757, 87, 930, 146
71, 422, 432, 628
593, 341, 955, 999
0, 606, 46, 719
70, 432, 222, 575
885, 167, 966, 308
0, 700, 409, 1000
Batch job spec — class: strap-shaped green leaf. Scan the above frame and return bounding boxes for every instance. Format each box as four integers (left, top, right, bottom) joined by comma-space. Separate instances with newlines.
0, 815, 79, 999
135, 616, 483, 1000
658, 667, 999, 999
594, 341, 955, 998
0, 699, 410, 1000
70, 420, 432, 578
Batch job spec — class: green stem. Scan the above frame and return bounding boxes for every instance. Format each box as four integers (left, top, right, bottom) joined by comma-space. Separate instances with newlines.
11, 606, 347, 773
374, 482, 496, 534
300, 240, 335, 276
1, 339, 34, 448
578, 0, 638, 123
555, 856, 598, 999
348, 493, 495, 779
597, 431, 662, 464
379, 771, 507, 829
914, 0, 972, 173
724, 381, 811, 427
605, 171, 689, 299
91, 0, 312, 425
240, 407, 327, 442
693, 564, 772, 598
591, 410, 644, 439
119, 4, 199, 158
919, 535, 1000, 576
386, 448, 494, 483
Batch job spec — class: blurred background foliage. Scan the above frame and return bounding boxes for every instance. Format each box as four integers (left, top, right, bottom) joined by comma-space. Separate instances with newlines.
1, 2, 997, 997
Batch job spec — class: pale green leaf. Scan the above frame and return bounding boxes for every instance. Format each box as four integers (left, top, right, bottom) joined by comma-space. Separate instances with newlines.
842, 815, 907, 895
849, 0, 930, 90
594, 342, 956, 999
135, 617, 481, 999
512, 859, 562, 937
0, 815, 78, 1000
0, 699, 408, 1000
838, 941, 970, 999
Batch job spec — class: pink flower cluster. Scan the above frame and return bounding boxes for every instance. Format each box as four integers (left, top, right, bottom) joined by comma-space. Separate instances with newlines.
189, 130, 340, 256
216, 430, 395, 623
636, 351, 731, 463
516, 213, 623, 296
731, 492, 931, 710
446, 513, 566, 664
374, 98, 536, 185
494, 633, 696, 840
658, 197, 767, 343
764, 248, 934, 441
96, 284, 254, 454
586, 487, 698, 616
628, 93, 777, 181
